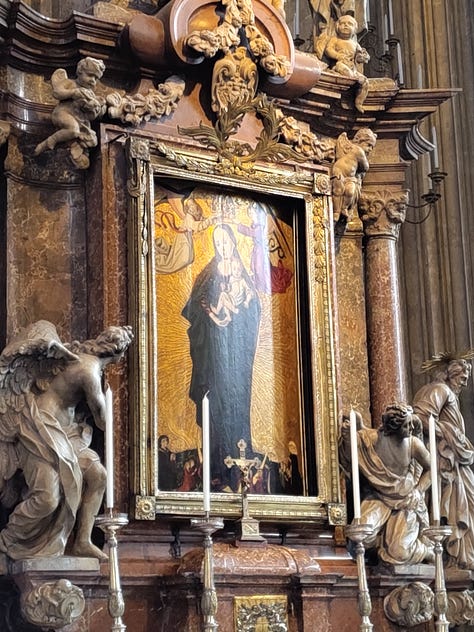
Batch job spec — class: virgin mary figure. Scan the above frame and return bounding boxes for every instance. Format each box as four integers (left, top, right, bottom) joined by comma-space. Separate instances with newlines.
182, 224, 261, 492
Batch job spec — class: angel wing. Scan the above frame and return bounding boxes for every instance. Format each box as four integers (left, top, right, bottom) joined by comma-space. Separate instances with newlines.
0, 320, 79, 415
335, 131, 354, 160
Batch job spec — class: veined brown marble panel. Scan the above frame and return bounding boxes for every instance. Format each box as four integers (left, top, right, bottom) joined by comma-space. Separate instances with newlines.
336, 219, 371, 421
5, 140, 87, 341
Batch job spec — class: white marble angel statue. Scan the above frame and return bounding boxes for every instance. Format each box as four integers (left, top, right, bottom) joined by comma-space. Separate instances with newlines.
0, 320, 133, 560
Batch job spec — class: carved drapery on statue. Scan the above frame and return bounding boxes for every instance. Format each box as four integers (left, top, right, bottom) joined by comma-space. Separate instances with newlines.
0, 321, 133, 561
339, 403, 433, 566
413, 352, 474, 570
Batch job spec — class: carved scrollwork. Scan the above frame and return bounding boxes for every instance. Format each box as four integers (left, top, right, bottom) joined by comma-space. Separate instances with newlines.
447, 589, 474, 626
21, 580, 85, 630
184, 0, 290, 113
384, 582, 434, 628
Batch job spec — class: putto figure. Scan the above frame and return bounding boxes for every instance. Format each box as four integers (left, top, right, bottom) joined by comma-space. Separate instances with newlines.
0, 321, 133, 560
316, 14, 370, 112
332, 128, 376, 226
413, 351, 474, 569
34, 57, 106, 169
340, 403, 434, 566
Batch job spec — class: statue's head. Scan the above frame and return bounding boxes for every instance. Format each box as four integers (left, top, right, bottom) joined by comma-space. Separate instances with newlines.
353, 128, 377, 155
443, 359, 472, 394
336, 14, 358, 38
381, 402, 414, 437
94, 325, 134, 359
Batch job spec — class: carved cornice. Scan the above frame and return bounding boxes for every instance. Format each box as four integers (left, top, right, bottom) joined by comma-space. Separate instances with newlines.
359, 189, 409, 239
0, 1, 458, 150
0, 0, 123, 74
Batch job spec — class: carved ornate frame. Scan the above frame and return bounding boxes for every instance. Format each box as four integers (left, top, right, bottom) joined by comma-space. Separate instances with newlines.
126, 135, 343, 526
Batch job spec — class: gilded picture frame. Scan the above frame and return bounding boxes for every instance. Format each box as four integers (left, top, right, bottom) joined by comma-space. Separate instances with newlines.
126, 136, 343, 525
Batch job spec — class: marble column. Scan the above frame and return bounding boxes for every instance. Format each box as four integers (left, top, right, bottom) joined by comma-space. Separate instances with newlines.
360, 189, 409, 422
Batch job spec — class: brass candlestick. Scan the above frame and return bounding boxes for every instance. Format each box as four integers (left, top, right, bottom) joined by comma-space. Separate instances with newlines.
423, 525, 452, 631
345, 522, 375, 632
96, 511, 129, 632
191, 515, 224, 632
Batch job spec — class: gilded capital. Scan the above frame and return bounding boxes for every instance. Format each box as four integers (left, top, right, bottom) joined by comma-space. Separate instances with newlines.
359, 189, 409, 239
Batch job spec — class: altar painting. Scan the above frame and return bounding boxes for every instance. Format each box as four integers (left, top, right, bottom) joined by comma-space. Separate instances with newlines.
153, 181, 304, 496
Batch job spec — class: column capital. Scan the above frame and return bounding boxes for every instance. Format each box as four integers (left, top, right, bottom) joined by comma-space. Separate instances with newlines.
359, 189, 409, 239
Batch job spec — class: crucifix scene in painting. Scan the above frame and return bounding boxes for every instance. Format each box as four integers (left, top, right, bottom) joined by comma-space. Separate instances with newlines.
154, 182, 304, 496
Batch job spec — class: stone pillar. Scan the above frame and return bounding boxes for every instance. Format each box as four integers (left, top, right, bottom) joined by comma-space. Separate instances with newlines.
360, 189, 409, 422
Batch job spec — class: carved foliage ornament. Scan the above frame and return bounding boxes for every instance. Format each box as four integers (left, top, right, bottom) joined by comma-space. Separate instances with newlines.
21, 580, 85, 630
359, 189, 408, 238
185, 0, 290, 114
178, 93, 303, 173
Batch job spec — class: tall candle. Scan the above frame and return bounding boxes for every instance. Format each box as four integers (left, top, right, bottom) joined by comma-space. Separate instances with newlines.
417, 64, 423, 89
388, 0, 394, 34
396, 42, 404, 85
383, 13, 389, 51
431, 126, 439, 170
202, 393, 211, 514
295, 0, 300, 35
105, 387, 114, 510
349, 409, 361, 520
428, 415, 440, 524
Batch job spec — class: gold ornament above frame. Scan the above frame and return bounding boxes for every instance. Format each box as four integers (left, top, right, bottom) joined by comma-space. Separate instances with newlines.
126, 136, 342, 525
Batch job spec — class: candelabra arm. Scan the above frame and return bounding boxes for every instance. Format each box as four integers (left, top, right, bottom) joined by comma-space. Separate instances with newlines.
191, 516, 224, 632
423, 525, 452, 632
345, 522, 374, 632
96, 512, 129, 632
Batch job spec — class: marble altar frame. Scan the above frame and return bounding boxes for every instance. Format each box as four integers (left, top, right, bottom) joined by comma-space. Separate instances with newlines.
126, 136, 343, 525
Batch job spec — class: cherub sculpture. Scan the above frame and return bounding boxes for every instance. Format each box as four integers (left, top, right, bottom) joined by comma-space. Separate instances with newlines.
331, 127, 376, 224
340, 403, 434, 566
316, 14, 370, 112
34, 57, 106, 169
0, 320, 133, 561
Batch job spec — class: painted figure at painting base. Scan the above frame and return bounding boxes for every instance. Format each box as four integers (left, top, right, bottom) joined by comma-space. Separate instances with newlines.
182, 224, 261, 492
340, 403, 434, 566
413, 352, 474, 570
0, 321, 133, 560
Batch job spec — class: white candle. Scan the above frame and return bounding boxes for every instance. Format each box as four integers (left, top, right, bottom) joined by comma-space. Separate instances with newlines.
383, 13, 389, 50
202, 393, 211, 514
428, 415, 440, 524
396, 42, 404, 85
295, 0, 300, 35
366, 1, 370, 24
105, 387, 114, 510
417, 64, 423, 89
349, 409, 361, 521
431, 126, 439, 170
388, 0, 394, 34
